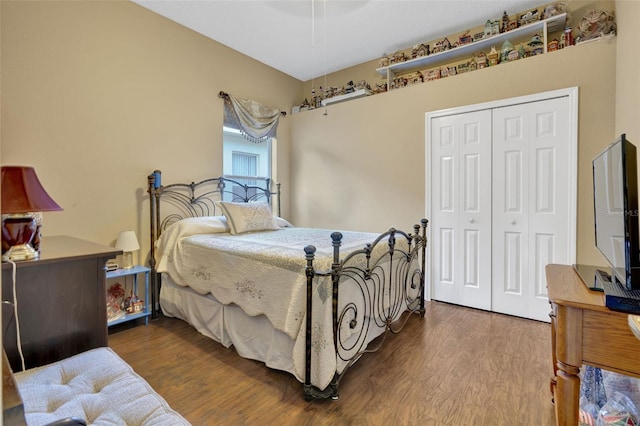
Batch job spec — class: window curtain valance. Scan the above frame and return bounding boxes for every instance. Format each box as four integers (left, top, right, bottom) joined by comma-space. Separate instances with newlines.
219, 91, 284, 143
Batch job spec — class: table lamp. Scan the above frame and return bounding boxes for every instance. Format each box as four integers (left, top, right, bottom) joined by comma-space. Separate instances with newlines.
1, 166, 63, 261
115, 230, 139, 269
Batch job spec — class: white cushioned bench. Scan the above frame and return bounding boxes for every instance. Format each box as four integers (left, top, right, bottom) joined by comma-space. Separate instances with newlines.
13, 347, 190, 426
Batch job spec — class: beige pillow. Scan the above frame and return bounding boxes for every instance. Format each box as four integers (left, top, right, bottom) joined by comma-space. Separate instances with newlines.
218, 201, 279, 235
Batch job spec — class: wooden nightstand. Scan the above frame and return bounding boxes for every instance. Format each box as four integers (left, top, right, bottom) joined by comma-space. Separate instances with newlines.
1, 236, 120, 372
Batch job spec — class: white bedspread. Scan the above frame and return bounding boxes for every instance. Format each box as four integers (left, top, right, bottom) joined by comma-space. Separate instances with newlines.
156, 225, 385, 390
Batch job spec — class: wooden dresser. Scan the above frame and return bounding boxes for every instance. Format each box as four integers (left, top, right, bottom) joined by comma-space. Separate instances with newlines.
546, 264, 640, 426
1, 236, 120, 372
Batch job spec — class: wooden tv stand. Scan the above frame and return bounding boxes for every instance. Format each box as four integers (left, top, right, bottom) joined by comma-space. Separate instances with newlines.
546, 264, 640, 426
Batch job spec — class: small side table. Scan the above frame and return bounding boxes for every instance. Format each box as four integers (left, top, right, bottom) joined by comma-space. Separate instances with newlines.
106, 265, 151, 326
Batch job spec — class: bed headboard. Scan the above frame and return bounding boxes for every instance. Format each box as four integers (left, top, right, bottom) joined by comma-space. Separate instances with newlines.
146, 170, 281, 318
147, 170, 280, 235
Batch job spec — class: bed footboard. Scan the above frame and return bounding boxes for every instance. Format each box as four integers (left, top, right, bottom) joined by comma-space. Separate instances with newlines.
303, 219, 428, 400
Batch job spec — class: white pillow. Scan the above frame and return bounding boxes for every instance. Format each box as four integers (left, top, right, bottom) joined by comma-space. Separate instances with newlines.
275, 216, 294, 228
155, 216, 229, 272
166, 216, 229, 238
219, 201, 279, 235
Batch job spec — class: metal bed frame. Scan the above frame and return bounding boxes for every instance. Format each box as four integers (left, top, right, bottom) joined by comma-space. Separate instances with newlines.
147, 170, 428, 400
303, 221, 428, 400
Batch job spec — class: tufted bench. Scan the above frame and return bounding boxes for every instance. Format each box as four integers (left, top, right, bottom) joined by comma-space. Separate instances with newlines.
12, 347, 190, 426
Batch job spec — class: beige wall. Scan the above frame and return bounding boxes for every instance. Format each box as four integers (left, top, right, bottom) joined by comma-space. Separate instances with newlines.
299, 0, 615, 106
0, 1, 301, 264
291, 34, 617, 266
615, 0, 640, 141
1, 0, 636, 269
290, 0, 632, 268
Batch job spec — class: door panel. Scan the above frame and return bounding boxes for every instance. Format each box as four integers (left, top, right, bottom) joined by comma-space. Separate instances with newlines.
492, 97, 571, 321
431, 110, 492, 310
464, 229, 480, 287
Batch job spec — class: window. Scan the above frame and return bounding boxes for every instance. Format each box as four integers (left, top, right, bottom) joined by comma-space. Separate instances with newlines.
222, 126, 273, 201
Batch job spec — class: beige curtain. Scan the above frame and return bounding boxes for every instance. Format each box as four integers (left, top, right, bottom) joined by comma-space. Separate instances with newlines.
221, 92, 282, 143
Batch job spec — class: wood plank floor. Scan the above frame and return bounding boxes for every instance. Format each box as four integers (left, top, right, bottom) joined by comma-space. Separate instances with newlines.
108, 301, 556, 425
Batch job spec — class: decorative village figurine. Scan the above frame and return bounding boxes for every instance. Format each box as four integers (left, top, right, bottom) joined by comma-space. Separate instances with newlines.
405, 72, 423, 86
564, 27, 574, 46
390, 75, 407, 90
424, 69, 440, 82
457, 61, 469, 74
412, 43, 430, 58
372, 82, 387, 94
487, 46, 499, 66
345, 80, 355, 93
519, 9, 539, 26
476, 51, 488, 69
458, 30, 472, 46
501, 11, 509, 33
457, 57, 477, 74
543, 2, 567, 19
484, 20, 494, 37
391, 51, 407, 64
507, 46, 520, 62
355, 80, 370, 91
518, 43, 527, 59
431, 37, 452, 54
528, 34, 544, 55
574, 10, 616, 44
485, 19, 500, 37
500, 39, 514, 63
441, 65, 457, 78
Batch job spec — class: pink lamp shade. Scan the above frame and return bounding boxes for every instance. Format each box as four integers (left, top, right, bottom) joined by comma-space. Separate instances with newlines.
1, 166, 63, 261
1, 166, 63, 214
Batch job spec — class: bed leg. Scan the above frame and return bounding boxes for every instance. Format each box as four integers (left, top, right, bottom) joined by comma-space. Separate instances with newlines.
303, 382, 339, 401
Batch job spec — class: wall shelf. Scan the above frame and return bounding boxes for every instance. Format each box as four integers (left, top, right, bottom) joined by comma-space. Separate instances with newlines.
376, 13, 567, 83
321, 88, 371, 106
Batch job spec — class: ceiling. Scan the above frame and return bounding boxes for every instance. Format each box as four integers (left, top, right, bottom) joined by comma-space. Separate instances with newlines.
132, 0, 552, 82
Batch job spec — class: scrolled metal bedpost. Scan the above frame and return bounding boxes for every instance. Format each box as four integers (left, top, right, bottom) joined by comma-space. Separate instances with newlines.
330, 232, 343, 350
303, 245, 316, 401
275, 182, 281, 217
329, 232, 343, 399
419, 219, 429, 316
147, 170, 161, 319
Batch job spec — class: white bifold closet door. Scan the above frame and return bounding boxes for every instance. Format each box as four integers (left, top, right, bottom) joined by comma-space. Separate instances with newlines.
431, 110, 493, 311
491, 97, 572, 321
429, 93, 575, 322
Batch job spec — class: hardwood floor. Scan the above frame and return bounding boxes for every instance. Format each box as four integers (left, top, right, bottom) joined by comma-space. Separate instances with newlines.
108, 301, 556, 425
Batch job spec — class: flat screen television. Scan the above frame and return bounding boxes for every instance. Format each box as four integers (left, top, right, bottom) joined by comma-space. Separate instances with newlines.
592, 134, 640, 290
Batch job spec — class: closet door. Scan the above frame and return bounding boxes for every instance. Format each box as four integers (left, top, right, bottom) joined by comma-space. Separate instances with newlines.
491, 96, 572, 322
431, 110, 492, 310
